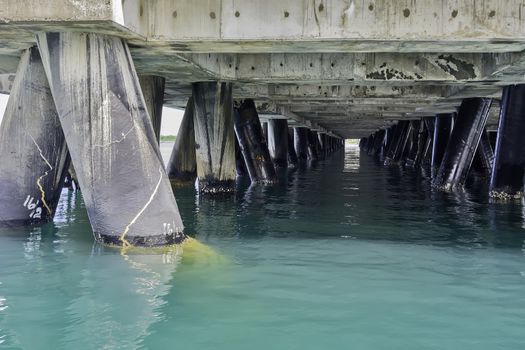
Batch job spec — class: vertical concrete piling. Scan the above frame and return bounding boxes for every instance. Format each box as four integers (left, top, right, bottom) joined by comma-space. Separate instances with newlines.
139, 75, 165, 143
431, 114, 453, 171
490, 85, 525, 199
267, 119, 289, 168
0, 47, 70, 226
294, 127, 309, 162
287, 128, 299, 168
37, 32, 185, 246
433, 98, 492, 191
235, 99, 277, 184
192, 81, 236, 194
167, 97, 197, 185
307, 130, 320, 161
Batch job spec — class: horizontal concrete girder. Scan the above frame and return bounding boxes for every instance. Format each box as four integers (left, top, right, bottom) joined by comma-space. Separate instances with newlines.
183, 52, 520, 84
141, 0, 525, 53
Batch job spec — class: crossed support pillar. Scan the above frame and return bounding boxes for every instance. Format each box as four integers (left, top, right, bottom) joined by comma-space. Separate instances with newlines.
433, 98, 492, 191
234, 99, 277, 184
0, 33, 187, 247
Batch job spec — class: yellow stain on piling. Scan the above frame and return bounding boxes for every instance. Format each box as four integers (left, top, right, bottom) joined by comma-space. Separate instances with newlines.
118, 236, 229, 267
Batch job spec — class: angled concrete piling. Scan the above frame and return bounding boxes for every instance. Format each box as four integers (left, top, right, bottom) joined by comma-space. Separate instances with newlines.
235, 99, 277, 184
384, 121, 410, 166
490, 85, 525, 200
431, 114, 453, 171
433, 98, 492, 191
473, 129, 494, 178
37, 32, 185, 246
167, 97, 197, 185
192, 82, 236, 194
0, 47, 70, 226
139, 75, 165, 143
267, 119, 289, 169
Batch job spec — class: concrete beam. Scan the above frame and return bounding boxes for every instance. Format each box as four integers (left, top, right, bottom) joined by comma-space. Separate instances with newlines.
183, 52, 517, 84
141, 0, 525, 53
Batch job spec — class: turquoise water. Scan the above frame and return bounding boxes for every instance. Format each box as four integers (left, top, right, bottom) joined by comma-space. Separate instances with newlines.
1, 143, 525, 349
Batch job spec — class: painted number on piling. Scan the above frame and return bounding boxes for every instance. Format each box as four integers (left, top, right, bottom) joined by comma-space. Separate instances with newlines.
23, 195, 42, 219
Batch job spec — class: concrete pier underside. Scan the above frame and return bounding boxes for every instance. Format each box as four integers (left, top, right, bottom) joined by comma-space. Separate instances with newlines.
1, 0, 525, 138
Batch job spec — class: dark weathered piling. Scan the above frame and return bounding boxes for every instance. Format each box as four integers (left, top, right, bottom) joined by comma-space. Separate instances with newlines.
431, 114, 453, 171
384, 121, 410, 165
167, 97, 197, 185
235, 136, 248, 177
192, 81, 236, 194
287, 129, 299, 167
267, 119, 289, 168
490, 85, 525, 199
37, 32, 185, 246
307, 130, 320, 161
294, 127, 309, 162
413, 121, 428, 167
473, 129, 494, 178
433, 98, 492, 191
235, 99, 277, 184
0, 47, 70, 226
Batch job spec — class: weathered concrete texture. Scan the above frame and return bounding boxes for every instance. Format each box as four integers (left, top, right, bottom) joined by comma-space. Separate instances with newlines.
235, 99, 277, 184
0, 47, 69, 226
192, 81, 236, 194
167, 97, 196, 185
490, 85, 525, 200
294, 127, 309, 162
139, 75, 165, 143
36, 32, 185, 247
268, 119, 289, 168
431, 114, 453, 171
434, 98, 493, 191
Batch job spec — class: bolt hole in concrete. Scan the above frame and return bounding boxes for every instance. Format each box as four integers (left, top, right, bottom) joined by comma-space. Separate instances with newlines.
210, 11, 216, 19
368, 4, 374, 11
284, 10, 290, 18
451, 9, 458, 18
403, 8, 410, 17
235, 11, 240, 17
318, 3, 324, 12
489, 10, 496, 17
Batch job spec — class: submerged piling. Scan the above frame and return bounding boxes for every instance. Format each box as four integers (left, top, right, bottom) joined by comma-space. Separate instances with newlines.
433, 98, 492, 191
0, 47, 70, 226
490, 85, 525, 199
